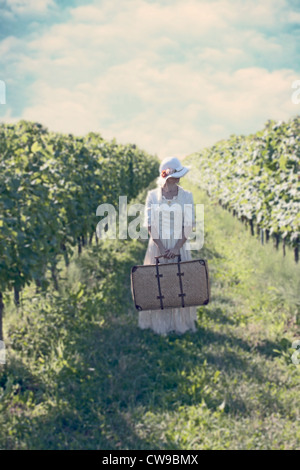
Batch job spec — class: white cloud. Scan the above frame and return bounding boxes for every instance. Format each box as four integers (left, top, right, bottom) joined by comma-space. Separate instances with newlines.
70, 0, 228, 33
0, 35, 21, 56
18, 64, 297, 157
6, 0, 55, 15
1, 0, 299, 158
286, 11, 300, 23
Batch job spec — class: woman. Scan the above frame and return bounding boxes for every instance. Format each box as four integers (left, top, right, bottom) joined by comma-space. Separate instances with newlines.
138, 156, 198, 335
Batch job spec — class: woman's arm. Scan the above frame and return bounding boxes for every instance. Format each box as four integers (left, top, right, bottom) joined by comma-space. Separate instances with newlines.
148, 226, 170, 257
174, 229, 188, 251
166, 191, 195, 259
164, 228, 187, 258
144, 191, 169, 258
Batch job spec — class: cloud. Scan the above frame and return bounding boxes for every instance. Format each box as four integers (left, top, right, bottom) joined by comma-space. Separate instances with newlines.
18, 64, 297, 157
1, 0, 300, 158
5, 0, 55, 15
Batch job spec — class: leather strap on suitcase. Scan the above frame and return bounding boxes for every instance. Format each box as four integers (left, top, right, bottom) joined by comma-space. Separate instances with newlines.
154, 254, 186, 309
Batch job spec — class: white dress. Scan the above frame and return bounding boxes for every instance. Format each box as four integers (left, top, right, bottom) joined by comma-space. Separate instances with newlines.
138, 184, 198, 335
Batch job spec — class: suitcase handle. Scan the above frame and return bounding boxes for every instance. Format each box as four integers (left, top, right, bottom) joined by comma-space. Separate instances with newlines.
155, 254, 181, 264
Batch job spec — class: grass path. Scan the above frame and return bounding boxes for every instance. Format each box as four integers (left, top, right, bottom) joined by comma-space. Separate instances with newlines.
0, 179, 299, 450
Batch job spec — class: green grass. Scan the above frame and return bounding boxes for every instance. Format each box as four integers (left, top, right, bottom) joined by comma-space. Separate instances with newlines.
0, 179, 299, 450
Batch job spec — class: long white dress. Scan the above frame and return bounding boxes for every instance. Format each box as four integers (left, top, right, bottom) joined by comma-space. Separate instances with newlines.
138, 184, 198, 335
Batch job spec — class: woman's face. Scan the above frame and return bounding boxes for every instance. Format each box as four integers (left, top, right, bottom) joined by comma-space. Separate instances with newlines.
166, 177, 180, 185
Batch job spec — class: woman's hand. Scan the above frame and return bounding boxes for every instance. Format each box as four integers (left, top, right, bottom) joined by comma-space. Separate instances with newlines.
164, 247, 180, 259
159, 247, 170, 258
156, 239, 181, 259
159, 247, 175, 259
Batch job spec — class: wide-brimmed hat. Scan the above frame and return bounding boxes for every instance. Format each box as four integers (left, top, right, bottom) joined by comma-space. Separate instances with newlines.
159, 157, 190, 181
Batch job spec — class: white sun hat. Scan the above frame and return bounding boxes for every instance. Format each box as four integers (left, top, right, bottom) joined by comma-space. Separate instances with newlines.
159, 157, 190, 181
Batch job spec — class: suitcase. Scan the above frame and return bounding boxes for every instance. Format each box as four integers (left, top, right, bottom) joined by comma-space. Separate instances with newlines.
131, 254, 210, 311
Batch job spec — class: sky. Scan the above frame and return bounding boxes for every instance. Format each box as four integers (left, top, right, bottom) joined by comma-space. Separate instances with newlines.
0, 0, 300, 159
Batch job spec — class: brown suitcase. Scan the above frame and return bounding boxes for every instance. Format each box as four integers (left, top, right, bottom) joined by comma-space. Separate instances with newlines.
131, 254, 210, 311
